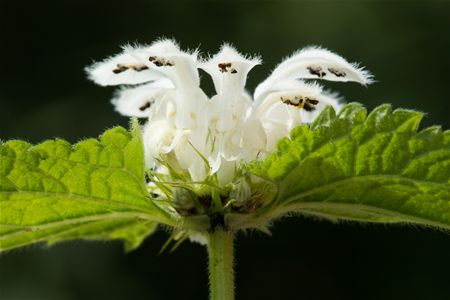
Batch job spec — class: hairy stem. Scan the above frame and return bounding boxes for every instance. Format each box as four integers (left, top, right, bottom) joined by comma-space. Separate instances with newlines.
207, 227, 235, 300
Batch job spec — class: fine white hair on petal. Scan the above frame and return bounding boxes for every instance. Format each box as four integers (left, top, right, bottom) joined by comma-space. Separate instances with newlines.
123, 38, 193, 57
112, 78, 174, 118
85, 52, 164, 86
202, 43, 262, 65
254, 46, 374, 102
199, 43, 261, 94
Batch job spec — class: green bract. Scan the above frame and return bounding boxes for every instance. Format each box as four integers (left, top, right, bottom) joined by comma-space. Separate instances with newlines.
1, 103, 449, 253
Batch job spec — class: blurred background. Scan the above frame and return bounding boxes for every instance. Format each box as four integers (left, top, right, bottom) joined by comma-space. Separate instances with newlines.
0, 0, 449, 299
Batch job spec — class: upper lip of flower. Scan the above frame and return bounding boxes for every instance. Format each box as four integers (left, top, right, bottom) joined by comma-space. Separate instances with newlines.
86, 39, 373, 184
198, 44, 262, 94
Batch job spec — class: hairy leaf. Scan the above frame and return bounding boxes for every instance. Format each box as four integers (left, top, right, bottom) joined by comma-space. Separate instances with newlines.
248, 103, 450, 230
0, 123, 173, 252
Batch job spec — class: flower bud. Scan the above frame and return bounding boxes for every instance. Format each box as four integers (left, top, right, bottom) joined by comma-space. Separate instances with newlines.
172, 187, 199, 215
229, 178, 252, 207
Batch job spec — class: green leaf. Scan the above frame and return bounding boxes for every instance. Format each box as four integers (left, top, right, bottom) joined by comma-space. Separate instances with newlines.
249, 103, 450, 230
0, 122, 174, 252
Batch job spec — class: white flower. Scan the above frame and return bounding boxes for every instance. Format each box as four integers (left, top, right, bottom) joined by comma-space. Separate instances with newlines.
86, 39, 372, 186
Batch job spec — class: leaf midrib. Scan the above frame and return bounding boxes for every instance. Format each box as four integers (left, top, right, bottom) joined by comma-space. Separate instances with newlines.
280, 174, 449, 205
279, 202, 450, 230
0, 190, 156, 214
0, 212, 157, 240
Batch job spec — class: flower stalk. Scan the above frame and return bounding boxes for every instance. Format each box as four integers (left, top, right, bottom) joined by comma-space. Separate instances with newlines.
207, 227, 235, 300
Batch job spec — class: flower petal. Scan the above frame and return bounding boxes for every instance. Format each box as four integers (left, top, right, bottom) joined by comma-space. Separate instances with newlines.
86, 52, 164, 86
129, 39, 209, 129
200, 45, 258, 136
199, 44, 261, 94
254, 46, 373, 103
128, 39, 200, 89
240, 117, 267, 161
253, 80, 341, 151
167, 122, 210, 181
89, 40, 373, 187
112, 79, 174, 118
142, 119, 177, 168
254, 80, 324, 112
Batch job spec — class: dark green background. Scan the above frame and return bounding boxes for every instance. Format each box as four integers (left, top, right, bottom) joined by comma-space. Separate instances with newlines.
1, 0, 449, 299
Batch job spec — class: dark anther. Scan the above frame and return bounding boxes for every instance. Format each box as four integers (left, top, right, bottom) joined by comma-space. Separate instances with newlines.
280, 96, 290, 105
306, 98, 319, 105
303, 103, 315, 112
112, 64, 128, 74
295, 96, 304, 105
218, 62, 232, 73
328, 67, 346, 77
209, 212, 225, 230
281, 96, 304, 107
139, 102, 151, 111
303, 98, 319, 111
307, 65, 326, 78
133, 65, 149, 72
113, 64, 148, 74
149, 56, 174, 67
230, 69, 238, 74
